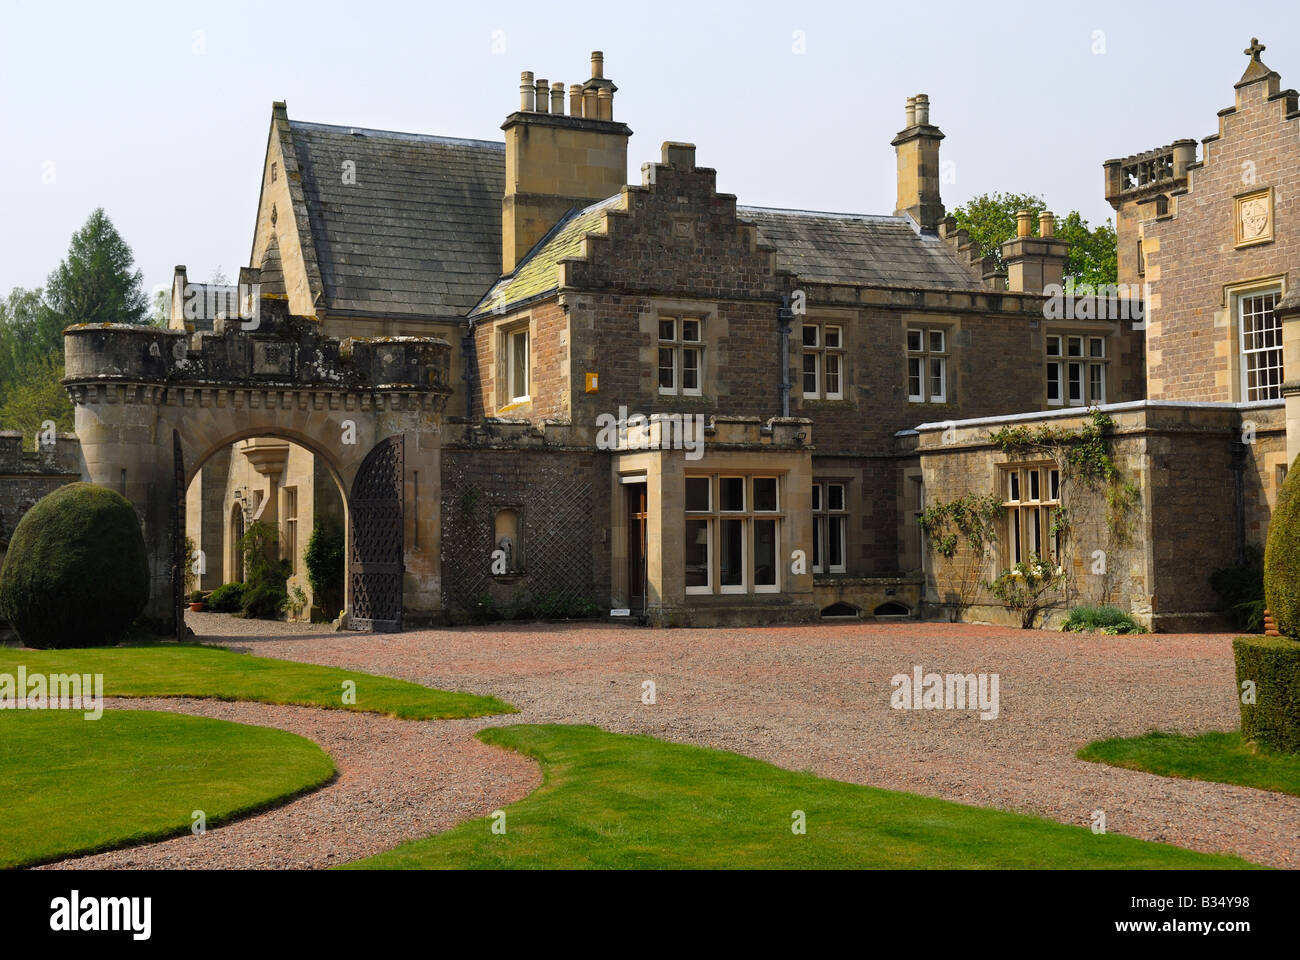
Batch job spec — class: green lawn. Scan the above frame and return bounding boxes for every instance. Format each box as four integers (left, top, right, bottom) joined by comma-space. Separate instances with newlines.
1079, 730, 1300, 797
345, 724, 1261, 869
0, 709, 334, 868
0, 645, 512, 720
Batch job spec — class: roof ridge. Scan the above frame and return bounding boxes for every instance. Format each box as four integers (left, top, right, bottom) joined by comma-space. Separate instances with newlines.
738, 204, 902, 222
291, 120, 505, 150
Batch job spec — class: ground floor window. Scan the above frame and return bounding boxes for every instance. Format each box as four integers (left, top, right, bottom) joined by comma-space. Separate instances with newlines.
1001, 463, 1060, 565
812, 480, 847, 574
685, 475, 781, 595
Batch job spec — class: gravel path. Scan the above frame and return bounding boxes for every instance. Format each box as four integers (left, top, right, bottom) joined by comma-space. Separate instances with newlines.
40, 697, 538, 870
188, 613, 1300, 868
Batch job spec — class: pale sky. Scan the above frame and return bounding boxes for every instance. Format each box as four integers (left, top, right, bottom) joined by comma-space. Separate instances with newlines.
3, 0, 1298, 301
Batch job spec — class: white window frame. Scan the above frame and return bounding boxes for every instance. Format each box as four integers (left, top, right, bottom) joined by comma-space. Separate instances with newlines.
1047, 333, 1107, 407
684, 475, 785, 596
659, 316, 703, 396
907, 327, 948, 404
1238, 288, 1284, 402
505, 324, 530, 404
801, 322, 844, 400
812, 480, 847, 574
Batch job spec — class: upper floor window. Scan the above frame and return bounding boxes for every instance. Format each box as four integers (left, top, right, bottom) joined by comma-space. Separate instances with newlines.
505, 324, 530, 403
1046, 334, 1106, 406
907, 328, 947, 403
659, 316, 703, 396
1239, 290, 1283, 401
801, 323, 844, 400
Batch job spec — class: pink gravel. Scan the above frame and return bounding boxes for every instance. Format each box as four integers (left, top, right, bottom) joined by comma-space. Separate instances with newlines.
184, 613, 1300, 868
40, 697, 538, 870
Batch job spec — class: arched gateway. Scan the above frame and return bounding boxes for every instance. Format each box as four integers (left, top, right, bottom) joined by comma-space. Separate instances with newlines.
63, 298, 451, 636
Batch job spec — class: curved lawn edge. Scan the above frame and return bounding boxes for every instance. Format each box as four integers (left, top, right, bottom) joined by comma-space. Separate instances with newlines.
1078, 729, 1300, 798
0, 644, 514, 720
341, 724, 1263, 870
1, 708, 336, 869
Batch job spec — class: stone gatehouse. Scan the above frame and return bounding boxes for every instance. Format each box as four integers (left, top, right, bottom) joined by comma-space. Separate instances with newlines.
2, 42, 1294, 631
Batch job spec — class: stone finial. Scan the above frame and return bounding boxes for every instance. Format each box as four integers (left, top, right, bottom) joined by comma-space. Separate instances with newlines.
520, 71, 536, 112
1039, 211, 1056, 238
1246, 37, 1265, 62
1016, 209, 1034, 238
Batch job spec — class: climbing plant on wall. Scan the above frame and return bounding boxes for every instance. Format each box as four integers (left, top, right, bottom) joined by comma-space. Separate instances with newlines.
988, 407, 1140, 607
917, 492, 1002, 622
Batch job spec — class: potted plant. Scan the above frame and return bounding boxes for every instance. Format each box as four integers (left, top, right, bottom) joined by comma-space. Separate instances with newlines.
188, 589, 205, 612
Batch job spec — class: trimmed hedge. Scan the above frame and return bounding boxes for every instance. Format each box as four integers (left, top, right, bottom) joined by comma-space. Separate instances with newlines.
1233, 636, 1300, 753
1264, 454, 1300, 637
0, 483, 148, 648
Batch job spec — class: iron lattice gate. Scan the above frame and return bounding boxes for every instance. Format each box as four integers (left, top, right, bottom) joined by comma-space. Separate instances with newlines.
172, 430, 186, 641
349, 435, 404, 632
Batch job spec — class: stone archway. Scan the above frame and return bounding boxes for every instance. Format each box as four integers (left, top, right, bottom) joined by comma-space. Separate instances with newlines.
63, 300, 451, 634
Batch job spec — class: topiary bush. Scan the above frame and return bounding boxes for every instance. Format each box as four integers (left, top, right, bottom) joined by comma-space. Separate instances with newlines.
0, 482, 148, 648
1233, 636, 1300, 752
1264, 454, 1300, 638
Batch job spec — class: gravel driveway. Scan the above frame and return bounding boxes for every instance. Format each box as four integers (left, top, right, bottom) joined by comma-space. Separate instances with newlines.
41, 697, 538, 870
178, 613, 1300, 869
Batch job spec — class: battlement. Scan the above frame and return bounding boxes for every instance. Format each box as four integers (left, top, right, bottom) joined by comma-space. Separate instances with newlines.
63, 299, 452, 394
1104, 140, 1198, 206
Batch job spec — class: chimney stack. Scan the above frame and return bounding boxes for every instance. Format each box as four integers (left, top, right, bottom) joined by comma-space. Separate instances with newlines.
1001, 210, 1069, 294
501, 50, 631, 272
891, 93, 945, 232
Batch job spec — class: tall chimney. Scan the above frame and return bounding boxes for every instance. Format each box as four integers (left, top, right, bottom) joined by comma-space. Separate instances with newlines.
1001, 210, 1069, 294
891, 93, 945, 232
501, 51, 631, 272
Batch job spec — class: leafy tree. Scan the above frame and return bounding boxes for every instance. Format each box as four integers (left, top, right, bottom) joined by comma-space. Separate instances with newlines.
0, 287, 62, 387
43, 208, 149, 328
0, 354, 74, 438
950, 192, 1118, 286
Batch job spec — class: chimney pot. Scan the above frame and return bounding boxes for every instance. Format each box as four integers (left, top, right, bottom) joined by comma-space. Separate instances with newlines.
591, 51, 604, 79
520, 71, 536, 112
569, 84, 583, 116
596, 87, 613, 120
1038, 211, 1056, 238
914, 93, 930, 126
535, 78, 549, 113
550, 81, 565, 115
583, 86, 598, 119
905, 96, 917, 128
1016, 209, 1034, 238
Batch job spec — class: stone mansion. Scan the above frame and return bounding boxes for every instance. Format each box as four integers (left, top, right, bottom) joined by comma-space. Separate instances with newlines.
125, 41, 1296, 631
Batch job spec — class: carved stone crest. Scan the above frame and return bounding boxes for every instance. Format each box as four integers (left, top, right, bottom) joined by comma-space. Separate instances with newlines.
1235, 189, 1273, 247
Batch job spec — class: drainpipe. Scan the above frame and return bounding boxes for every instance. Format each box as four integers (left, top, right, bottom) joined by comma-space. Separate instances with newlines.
1231, 434, 1247, 565
778, 295, 793, 417
461, 329, 474, 420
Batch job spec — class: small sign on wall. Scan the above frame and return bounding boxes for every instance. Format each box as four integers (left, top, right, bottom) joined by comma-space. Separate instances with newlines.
585, 372, 599, 393
610, 608, 630, 617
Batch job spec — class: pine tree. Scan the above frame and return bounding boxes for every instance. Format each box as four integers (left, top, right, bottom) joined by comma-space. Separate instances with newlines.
43, 208, 149, 327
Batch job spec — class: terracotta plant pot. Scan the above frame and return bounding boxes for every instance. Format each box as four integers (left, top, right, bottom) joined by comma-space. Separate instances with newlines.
189, 602, 205, 612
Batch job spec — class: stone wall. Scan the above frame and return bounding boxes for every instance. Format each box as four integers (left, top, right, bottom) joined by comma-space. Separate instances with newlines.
0, 433, 85, 563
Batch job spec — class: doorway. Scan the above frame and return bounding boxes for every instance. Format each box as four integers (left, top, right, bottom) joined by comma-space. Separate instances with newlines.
626, 482, 647, 614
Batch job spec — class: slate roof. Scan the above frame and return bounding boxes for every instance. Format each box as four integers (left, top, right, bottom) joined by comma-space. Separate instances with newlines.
472, 195, 625, 316
288, 120, 505, 318
737, 206, 982, 290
